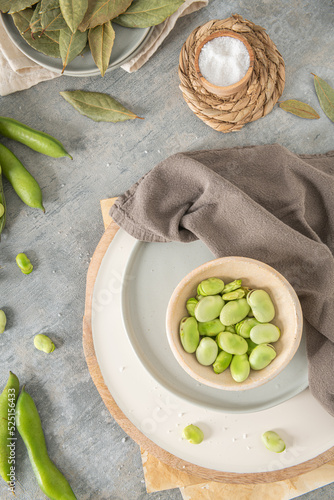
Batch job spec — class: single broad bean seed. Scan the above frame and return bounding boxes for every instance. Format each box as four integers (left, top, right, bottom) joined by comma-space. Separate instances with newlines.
222, 289, 245, 301
15, 387, 77, 499
249, 344, 276, 370
261, 431, 286, 453
230, 354, 250, 382
197, 278, 224, 296
198, 318, 225, 336
0, 371, 19, 485
0, 144, 45, 211
220, 298, 250, 326
216, 331, 248, 355
224, 325, 236, 333
182, 424, 204, 444
213, 350, 232, 374
0, 310, 6, 334
222, 279, 242, 294
179, 317, 199, 353
246, 338, 258, 355
186, 297, 198, 317
16, 253, 33, 274
196, 337, 218, 366
0, 117, 72, 159
250, 323, 281, 344
194, 295, 224, 323
247, 289, 275, 323
34, 334, 55, 353
235, 318, 260, 338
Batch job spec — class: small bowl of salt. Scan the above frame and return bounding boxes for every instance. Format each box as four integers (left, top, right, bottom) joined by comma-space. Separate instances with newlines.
194, 31, 254, 98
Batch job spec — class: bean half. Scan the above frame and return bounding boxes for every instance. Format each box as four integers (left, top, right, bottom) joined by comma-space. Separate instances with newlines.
261, 430, 286, 453
182, 424, 204, 444
34, 334, 55, 353
0, 310, 7, 334
16, 253, 33, 274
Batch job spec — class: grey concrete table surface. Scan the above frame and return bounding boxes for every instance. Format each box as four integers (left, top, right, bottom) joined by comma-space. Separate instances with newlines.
0, 0, 333, 499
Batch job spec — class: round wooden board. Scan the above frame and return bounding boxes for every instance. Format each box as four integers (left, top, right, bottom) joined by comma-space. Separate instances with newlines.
83, 221, 334, 484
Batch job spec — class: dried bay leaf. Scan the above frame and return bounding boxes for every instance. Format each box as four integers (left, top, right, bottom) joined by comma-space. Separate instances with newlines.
41, 6, 67, 30
313, 74, 334, 123
279, 99, 320, 119
114, 0, 184, 28
59, 27, 88, 72
79, 0, 132, 31
59, 90, 143, 122
0, 0, 38, 13
59, 0, 88, 33
12, 9, 60, 57
88, 21, 115, 77
29, 1, 42, 32
40, 0, 59, 12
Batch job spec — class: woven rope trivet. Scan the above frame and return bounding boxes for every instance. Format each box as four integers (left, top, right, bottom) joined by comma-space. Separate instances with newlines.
178, 14, 285, 132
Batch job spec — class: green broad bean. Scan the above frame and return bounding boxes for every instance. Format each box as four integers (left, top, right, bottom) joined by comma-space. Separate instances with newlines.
261, 430, 286, 453
0, 165, 6, 237
186, 297, 198, 317
0, 117, 72, 159
246, 338, 258, 355
0, 310, 6, 334
224, 325, 236, 333
250, 323, 281, 344
194, 295, 224, 323
0, 144, 45, 211
222, 289, 245, 301
220, 298, 250, 326
222, 279, 242, 294
34, 334, 55, 353
197, 278, 225, 296
179, 317, 199, 353
0, 372, 19, 486
196, 337, 218, 366
247, 289, 275, 323
182, 424, 204, 444
196, 294, 204, 301
213, 350, 232, 374
249, 344, 276, 370
198, 318, 225, 336
230, 354, 250, 382
16, 253, 33, 274
15, 387, 77, 499
216, 331, 248, 355
0, 204, 4, 218
235, 318, 260, 338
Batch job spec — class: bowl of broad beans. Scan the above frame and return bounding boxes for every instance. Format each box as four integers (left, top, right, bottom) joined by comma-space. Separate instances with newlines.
166, 257, 303, 391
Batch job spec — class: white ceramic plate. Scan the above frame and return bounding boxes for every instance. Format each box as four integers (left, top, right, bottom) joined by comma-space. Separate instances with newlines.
91, 228, 334, 473
1, 13, 153, 77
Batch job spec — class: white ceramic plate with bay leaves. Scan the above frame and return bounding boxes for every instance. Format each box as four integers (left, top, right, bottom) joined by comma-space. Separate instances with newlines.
1, 13, 153, 77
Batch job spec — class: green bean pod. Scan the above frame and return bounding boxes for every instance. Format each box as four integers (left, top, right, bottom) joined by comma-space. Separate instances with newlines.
0, 165, 6, 237
15, 387, 77, 500
0, 144, 45, 211
0, 371, 19, 486
0, 117, 72, 159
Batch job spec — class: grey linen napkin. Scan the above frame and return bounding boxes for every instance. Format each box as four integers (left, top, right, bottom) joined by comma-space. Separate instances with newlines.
110, 143, 334, 416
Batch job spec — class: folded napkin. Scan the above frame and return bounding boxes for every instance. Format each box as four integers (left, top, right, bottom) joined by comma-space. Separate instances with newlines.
0, 0, 208, 96
110, 143, 334, 416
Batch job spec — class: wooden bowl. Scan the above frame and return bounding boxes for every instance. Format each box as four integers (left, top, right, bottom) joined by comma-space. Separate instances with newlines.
194, 30, 255, 98
166, 257, 303, 391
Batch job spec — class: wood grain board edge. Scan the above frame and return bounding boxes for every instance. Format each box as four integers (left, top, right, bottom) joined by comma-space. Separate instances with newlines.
82, 217, 334, 484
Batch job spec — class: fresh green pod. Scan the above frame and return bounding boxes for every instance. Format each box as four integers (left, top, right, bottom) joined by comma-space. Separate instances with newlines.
250, 323, 281, 344
0, 144, 45, 211
194, 295, 224, 323
213, 350, 232, 374
247, 289, 275, 323
249, 344, 276, 370
216, 332, 248, 355
235, 318, 260, 338
34, 334, 55, 353
16, 253, 33, 274
0, 372, 19, 486
15, 387, 77, 499
0, 310, 6, 334
222, 279, 242, 294
224, 325, 236, 333
230, 354, 250, 382
0, 204, 4, 218
196, 337, 218, 366
246, 338, 258, 355
182, 424, 204, 444
0, 165, 6, 237
0, 117, 72, 159
186, 297, 198, 317
261, 431, 286, 453
179, 317, 199, 354
220, 298, 250, 326
197, 278, 225, 296
198, 318, 225, 337
222, 289, 245, 301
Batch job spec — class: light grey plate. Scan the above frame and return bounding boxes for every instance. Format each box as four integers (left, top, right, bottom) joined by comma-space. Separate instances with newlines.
1, 13, 153, 77
121, 239, 309, 413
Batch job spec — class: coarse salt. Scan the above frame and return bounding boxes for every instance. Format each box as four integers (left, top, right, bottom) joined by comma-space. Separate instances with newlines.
198, 36, 250, 87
